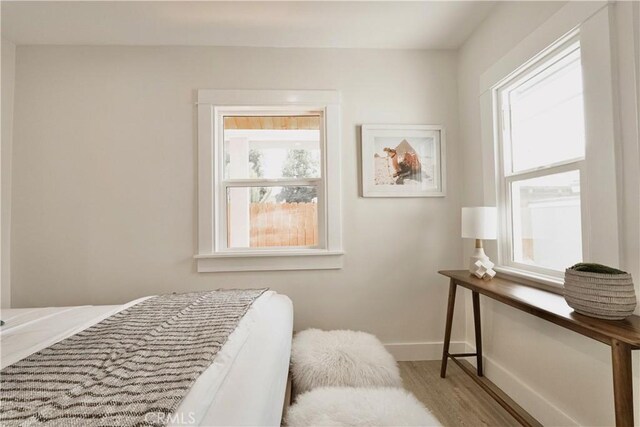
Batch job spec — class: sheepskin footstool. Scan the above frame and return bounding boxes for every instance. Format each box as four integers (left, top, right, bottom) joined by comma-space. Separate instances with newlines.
291, 329, 402, 394
286, 387, 440, 427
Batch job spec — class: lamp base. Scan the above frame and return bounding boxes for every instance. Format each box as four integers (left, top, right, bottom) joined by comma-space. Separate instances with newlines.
469, 247, 492, 274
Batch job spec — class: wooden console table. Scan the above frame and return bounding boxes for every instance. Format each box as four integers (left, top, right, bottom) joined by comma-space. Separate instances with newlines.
439, 270, 640, 427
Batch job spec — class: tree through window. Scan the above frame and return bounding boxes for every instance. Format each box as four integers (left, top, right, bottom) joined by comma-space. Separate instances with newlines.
223, 115, 322, 248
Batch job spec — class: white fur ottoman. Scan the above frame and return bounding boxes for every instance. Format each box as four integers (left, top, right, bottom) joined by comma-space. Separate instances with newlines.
286, 387, 440, 426
291, 329, 402, 394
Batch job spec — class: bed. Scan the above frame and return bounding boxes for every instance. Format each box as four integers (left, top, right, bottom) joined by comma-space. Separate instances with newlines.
0, 290, 293, 426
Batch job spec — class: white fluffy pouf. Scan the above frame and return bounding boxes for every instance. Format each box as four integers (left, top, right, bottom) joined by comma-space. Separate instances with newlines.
286, 387, 441, 427
291, 329, 402, 394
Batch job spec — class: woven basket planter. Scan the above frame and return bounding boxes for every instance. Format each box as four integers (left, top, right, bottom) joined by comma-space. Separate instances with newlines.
564, 268, 637, 320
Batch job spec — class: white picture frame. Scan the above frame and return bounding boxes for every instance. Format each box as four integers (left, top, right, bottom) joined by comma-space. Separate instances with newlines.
361, 124, 446, 197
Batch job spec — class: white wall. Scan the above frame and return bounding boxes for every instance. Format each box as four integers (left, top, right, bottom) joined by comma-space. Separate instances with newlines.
616, 0, 640, 300
9, 4, 639, 423
1, 37, 16, 309
458, 1, 640, 425
10, 46, 465, 356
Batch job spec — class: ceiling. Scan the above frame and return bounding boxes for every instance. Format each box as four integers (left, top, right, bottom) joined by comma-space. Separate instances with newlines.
1, 1, 496, 49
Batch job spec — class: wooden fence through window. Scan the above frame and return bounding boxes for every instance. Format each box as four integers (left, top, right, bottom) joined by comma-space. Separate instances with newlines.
249, 202, 318, 247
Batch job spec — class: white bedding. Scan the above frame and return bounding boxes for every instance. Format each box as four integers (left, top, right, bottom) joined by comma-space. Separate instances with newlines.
0, 291, 293, 427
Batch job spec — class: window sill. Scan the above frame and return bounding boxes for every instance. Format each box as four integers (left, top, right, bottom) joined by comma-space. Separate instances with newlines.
493, 266, 564, 295
195, 250, 344, 272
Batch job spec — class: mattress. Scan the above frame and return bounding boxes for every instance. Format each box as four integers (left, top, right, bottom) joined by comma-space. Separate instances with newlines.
0, 290, 293, 426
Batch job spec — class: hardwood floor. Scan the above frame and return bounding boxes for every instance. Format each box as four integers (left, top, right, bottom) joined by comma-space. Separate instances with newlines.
399, 360, 519, 427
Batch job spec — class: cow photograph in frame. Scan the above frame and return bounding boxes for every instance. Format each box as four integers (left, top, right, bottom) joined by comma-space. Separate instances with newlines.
361, 124, 445, 197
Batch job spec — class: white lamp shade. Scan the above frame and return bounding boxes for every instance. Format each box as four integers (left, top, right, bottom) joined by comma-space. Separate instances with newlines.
462, 207, 497, 240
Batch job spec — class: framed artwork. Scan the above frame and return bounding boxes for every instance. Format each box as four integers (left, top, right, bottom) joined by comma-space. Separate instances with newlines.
361, 124, 445, 197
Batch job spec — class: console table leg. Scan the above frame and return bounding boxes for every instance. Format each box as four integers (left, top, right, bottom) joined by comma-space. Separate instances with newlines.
611, 339, 634, 427
472, 291, 484, 377
440, 280, 457, 378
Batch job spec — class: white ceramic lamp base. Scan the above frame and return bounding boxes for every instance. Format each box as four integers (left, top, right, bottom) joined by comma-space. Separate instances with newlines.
469, 247, 491, 272
468, 240, 496, 280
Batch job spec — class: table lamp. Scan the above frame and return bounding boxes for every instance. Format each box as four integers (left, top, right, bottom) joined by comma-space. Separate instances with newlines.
462, 207, 497, 276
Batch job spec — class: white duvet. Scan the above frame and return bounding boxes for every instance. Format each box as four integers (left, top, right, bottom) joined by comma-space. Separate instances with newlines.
0, 290, 293, 427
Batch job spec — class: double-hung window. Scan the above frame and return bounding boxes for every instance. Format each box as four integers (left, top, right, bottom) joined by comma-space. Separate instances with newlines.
223, 113, 324, 249
196, 90, 343, 272
495, 36, 587, 279
484, 5, 622, 287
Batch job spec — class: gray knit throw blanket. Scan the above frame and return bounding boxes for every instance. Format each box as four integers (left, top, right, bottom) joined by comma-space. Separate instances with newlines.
0, 288, 267, 426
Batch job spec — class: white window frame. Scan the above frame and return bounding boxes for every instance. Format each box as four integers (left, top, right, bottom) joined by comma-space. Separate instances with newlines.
195, 90, 343, 272
218, 108, 327, 252
479, 2, 621, 288
495, 33, 588, 281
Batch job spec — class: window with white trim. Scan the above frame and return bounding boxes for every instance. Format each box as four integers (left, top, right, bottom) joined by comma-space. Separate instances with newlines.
196, 90, 343, 272
495, 36, 586, 279
222, 113, 324, 249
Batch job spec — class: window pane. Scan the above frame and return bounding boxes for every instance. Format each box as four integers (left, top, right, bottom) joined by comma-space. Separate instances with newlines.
507, 47, 585, 172
227, 186, 318, 248
511, 170, 582, 271
224, 116, 321, 180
